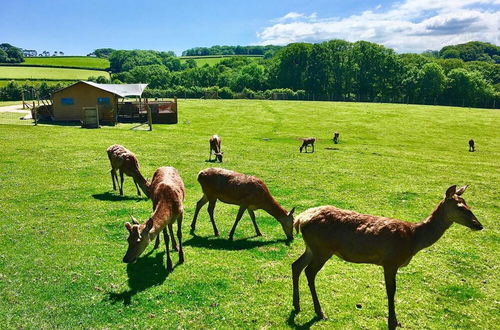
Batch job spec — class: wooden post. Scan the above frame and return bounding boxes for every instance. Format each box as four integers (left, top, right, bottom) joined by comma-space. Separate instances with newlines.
146, 99, 153, 131
33, 101, 37, 126
22, 91, 25, 109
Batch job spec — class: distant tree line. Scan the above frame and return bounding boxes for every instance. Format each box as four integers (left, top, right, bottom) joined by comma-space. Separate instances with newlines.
439, 41, 499, 63
0, 43, 23, 63
182, 45, 282, 58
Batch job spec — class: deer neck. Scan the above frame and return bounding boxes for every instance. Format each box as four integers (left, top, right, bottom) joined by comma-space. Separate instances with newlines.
262, 198, 288, 221
413, 201, 452, 252
147, 201, 171, 238
133, 171, 151, 198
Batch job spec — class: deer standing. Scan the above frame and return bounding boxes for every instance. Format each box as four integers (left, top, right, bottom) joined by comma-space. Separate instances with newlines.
107, 144, 150, 197
292, 185, 482, 329
191, 168, 295, 241
300, 138, 315, 153
209, 134, 224, 162
123, 167, 185, 272
469, 139, 475, 152
333, 132, 340, 144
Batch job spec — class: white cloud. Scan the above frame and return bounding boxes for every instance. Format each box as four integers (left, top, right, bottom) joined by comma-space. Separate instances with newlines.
257, 0, 500, 52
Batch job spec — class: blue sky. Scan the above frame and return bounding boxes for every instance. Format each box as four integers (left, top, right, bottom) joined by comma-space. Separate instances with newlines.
1, 0, 498, 55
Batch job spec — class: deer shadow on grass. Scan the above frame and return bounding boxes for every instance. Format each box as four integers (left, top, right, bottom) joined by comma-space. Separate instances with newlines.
286, 310, 324, 329
92, 192, 146, 202
106, 250, 178, 306
183, 233, 287, 251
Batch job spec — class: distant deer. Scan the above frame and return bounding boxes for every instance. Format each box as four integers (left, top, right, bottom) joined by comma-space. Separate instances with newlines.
123, 167, 185, 272
209, 134, 223, 162
469, 139, 475, 152
300, 138, 316, 153
107, 144, 150, 197
292, 185, 482, 329
333, 132, 340, 144
190, 168, 295, 241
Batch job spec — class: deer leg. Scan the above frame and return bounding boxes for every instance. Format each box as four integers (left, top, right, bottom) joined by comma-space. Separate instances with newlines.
191, 195, 208, 233
384, 266, 399, 330
305, 254, 330, 319
133, 179, 141, 196
292, 247, 313, 313
110, 169, 117, 190
169, 224, 178, 251
207, 200, 219, 236
312, 143, 315, 153
153, 235, 160, 250
119, 170, 124, 196
177, 214, 184, 264
248, 209, 262, 236
228, 206, 246, 241
163, 227, 172, 272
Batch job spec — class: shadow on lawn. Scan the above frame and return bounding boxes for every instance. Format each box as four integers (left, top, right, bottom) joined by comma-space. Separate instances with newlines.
286, 310, 323, 329
92, 191, 146, 202
106, 250, 180, 306
183, 233, 287, 251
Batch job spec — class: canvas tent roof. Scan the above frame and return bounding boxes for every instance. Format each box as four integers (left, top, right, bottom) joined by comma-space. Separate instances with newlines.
53, 81, 148, 97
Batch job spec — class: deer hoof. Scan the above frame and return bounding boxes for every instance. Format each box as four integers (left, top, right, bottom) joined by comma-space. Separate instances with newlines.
228, 235, 234, 241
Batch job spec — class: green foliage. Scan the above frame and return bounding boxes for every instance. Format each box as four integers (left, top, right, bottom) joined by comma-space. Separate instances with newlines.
439, 41, 500, 63
91, 48, 115, 58
0, 100, 498, 328
0, 43, 23, 63
182, 45, 282, 56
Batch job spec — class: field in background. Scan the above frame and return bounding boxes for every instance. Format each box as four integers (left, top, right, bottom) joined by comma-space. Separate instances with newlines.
19, 56, 110, 70
0, 66, 109, 81
0, 100, 498, 328
179, 55, 263, 66
0, 80, 72, 88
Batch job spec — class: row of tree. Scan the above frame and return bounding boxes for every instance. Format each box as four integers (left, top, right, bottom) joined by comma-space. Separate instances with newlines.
105, 40, 498, 108
181, 45, 282, 57
0, 43, 23, 63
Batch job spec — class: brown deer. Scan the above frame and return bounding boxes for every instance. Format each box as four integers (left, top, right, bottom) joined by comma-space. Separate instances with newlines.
107, 144, 150, 197
292, 185, 482, 329
333, 132, 340, 144
469, 139, 475, 152
123, 167, 185, 272
300, 138, 315, 153
209, 134, 223, 162
190, 168, 295, 241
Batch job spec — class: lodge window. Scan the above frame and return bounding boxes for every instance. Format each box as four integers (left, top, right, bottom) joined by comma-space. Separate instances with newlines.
61, 98, 74, 105
97, 97, 110, 105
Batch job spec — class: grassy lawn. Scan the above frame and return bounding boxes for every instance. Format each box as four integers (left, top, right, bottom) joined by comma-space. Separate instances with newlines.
20, 56, 110, 70
0, 100, 498, 328
0, 80, 73, 88
0, 66, 109, 80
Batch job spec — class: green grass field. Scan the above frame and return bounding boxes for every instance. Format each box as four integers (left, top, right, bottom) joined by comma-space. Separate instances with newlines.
0, 66, 109, 80
20, 56, 110, 69
180, 55, 262, 66
0, 100, 498, 328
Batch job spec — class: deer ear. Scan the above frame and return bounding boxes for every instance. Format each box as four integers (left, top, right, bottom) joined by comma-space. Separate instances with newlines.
125, 222, 132, 233
289, 207, 296, 216
445, 185, 457, 199
456, 185, 468, 196
130, 215, 139, 225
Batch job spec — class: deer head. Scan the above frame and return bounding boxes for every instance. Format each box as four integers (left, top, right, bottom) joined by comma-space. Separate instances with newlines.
215, 152, 224, 162
279, 207, 296, 240
442, 185, 483, 230
123, 215, 153, 263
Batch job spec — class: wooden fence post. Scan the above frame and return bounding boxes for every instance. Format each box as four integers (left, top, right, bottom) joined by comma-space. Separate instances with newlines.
146, 98, 153, 131
33, 101, 37, 126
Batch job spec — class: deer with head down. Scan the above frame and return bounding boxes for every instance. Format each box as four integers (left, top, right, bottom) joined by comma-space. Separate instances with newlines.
107, 144, 150, 197
209, 134, 224, 162
190, 168, 295, 241
292, 185, 482, 329
123, 166, 185, 272
300, 138, 315, 153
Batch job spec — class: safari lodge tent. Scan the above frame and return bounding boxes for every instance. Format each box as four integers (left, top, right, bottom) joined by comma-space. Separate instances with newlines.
51, 81, 147, 122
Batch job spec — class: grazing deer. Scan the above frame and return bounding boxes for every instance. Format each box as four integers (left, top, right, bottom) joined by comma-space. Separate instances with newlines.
123, 167, 185, 272
209, 134, 224, 162
190, 168, 295, 241
469, 139, 475, 152
333, 132, 340, 144
107, 144, 150, 197
292, 185, 482, 329
300, 138, 315, 153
